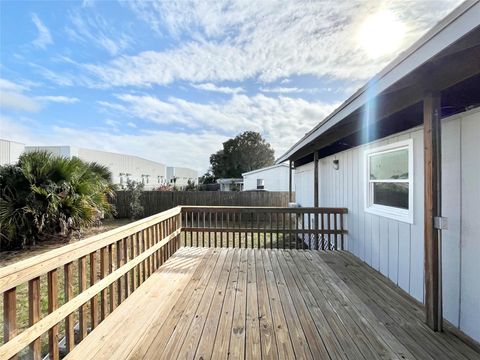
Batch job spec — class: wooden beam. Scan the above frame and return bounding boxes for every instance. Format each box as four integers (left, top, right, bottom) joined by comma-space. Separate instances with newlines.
314, 151, 319, 250
289, 160, 293, 203
423, 92, 443, 331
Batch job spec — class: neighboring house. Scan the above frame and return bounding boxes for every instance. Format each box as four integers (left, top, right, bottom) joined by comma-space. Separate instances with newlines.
24, 146, 167, 190
277, 2, 480, 343
0, 139, 25, 165
242, 163, 292, 191
166, 166, 198, 189
216, 178, 244, 191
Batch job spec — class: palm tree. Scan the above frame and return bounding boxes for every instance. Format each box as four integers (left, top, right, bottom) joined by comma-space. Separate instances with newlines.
0, 151, 116, 249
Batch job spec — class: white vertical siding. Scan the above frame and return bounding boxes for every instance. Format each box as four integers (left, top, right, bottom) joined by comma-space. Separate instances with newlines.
295, 107, 480, 342
457, 109, 480, 341
0, 139, 25, 165
243, 165, 290, 191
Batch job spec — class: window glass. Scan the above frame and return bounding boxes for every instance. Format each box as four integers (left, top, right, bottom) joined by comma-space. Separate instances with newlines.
373, 182, 409, 209
370, 149, 408, 180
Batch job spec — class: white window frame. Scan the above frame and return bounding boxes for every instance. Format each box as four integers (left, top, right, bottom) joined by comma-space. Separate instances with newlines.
364, 139, 414, 224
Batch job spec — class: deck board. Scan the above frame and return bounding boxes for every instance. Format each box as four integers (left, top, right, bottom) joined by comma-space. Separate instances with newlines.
66, 247, 480, 360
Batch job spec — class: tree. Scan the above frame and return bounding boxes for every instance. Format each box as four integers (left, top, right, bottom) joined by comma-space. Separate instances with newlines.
199, 171, 216, 185
210, 131, 275, 178
0, 151, 116, 250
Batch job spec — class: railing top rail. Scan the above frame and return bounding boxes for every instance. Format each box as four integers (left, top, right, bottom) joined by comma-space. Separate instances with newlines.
180, 206, 348, 213
0, 206, 182, 293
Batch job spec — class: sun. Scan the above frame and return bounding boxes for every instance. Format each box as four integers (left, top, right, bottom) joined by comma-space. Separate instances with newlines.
358, 10, 406, 59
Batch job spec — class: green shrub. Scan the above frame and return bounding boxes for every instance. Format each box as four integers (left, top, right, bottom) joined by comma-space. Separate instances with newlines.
0, 151, 116, 250
125, 179, 144, 220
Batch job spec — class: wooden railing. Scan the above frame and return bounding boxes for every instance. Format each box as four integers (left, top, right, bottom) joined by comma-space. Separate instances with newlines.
0, 207, 182, 360
0, 205, 347, 359
180, 206, 348, 250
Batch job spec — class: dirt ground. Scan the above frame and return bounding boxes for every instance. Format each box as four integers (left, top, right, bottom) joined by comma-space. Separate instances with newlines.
0, 218, 132, 267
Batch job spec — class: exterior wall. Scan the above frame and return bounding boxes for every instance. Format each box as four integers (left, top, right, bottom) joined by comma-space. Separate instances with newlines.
25, 146, 167, 190
166, 166, 198, 189
441, 108, 480, 341
294, 108, 480, 342
243, 164, 291, 191
294, 162, 314, 207
25, 146, 77, 158
78, 148, 167, 190
0, 139, 25, 165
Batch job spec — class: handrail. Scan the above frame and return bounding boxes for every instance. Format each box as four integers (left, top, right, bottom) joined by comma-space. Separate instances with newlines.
180, 206, 348, 250
1, 206, 182, 360
0, 207, 181, 293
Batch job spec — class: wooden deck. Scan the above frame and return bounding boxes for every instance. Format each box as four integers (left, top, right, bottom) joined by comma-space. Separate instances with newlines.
66, 247, 480, 360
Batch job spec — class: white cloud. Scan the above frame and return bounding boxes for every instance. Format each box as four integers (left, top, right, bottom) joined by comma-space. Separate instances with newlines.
81, 0, 461, 88
36, 96, 80, 104
0, 78, 40, 112
127, 122, 137, 128
65, 11, 131, 56
0, 92, 40, 112
31, 13, 53, 49
260, 87, 304, 94
98, 92, 339, 157
191, 83, 244, 94
0, 114, 225, 172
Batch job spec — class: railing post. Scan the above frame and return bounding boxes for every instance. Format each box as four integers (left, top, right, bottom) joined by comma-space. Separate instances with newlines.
314, 151, 319, 250
4, 288, 17, 360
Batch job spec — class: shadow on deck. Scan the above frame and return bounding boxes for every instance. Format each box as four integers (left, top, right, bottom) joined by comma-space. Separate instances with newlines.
65, 247, 480, 360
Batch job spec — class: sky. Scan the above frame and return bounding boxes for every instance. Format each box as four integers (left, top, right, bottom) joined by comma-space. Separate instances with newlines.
0, 0, 462, 173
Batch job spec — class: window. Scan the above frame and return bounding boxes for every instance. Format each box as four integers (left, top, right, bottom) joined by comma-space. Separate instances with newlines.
365, 139, 413, 223
257, 179, 265, 190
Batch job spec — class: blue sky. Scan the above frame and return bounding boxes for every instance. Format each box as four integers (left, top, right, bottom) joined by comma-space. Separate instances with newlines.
0, 0, 461, 172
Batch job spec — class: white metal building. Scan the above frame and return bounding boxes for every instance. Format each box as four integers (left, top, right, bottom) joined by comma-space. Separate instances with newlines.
0, 139, 25, 165
166, 166, 198, 189
25, 146, 167, 190
242, 163, 292, 191
277, 2, 480, 343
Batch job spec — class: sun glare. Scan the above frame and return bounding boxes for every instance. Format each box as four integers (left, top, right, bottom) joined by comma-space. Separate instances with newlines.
358, 10, 406, 59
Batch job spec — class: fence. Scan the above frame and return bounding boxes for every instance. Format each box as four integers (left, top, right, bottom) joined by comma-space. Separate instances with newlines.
113, 191, 293, 218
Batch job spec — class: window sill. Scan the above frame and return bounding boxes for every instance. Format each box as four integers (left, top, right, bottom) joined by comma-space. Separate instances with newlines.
365, 204, 413, 224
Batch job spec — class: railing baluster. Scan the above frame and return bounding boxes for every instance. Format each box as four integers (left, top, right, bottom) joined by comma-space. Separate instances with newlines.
100, 247, 108, 320
90, 252, 99, 329
4, 287, 17, 360
334, 212, 338, 250
340, 211, 345, 250
29, 278, 41, 359
64, 262, 75, 353
327, 212, 331, 250
321, 211, 325, 250
48, 269, 59, 360
78, 256, 88, 341
308, 213, 311, 250
109, 244, 116, 312
214, 212, 218, 248
116, 240, 123, 305
123, 237, 130, 298
269, 212, 273, 249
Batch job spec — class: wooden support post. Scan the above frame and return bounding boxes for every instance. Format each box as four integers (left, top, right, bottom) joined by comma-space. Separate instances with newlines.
289, 160, 293, 203
423, 92, 443, 331
314, 151, 319, 249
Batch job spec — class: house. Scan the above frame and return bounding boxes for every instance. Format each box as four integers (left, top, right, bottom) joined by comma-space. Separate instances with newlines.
24, 145, 167, 190
277, 1, 480, 342
166, 166, 198, 189
242, 163, 293, 192
216, 178, 243, 191
0, 139, 25, 166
